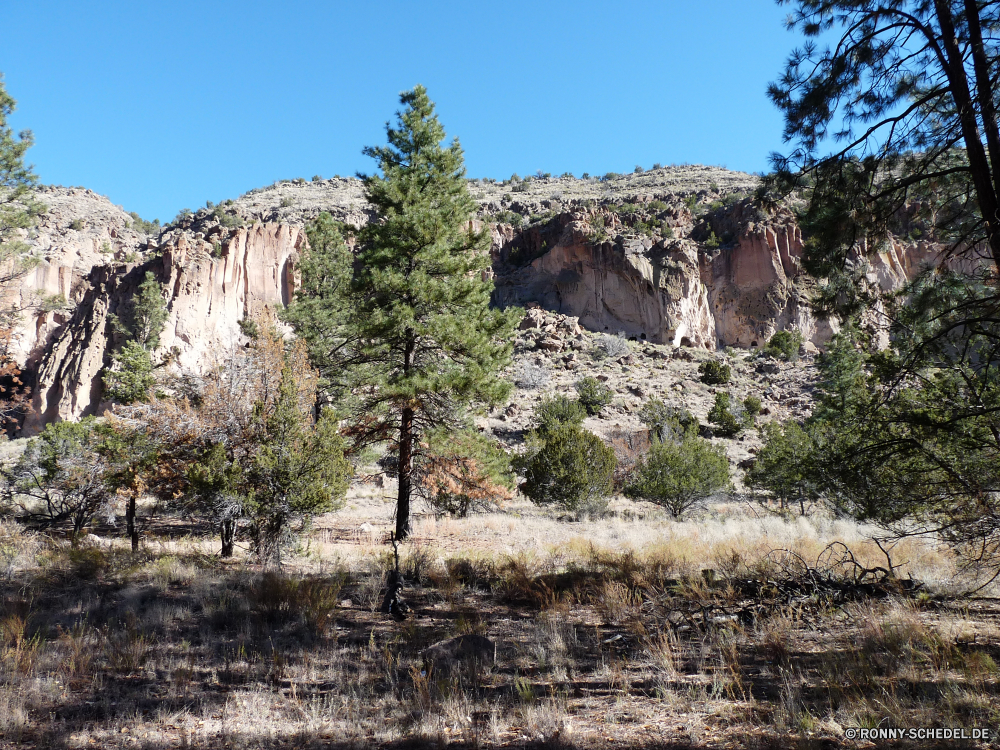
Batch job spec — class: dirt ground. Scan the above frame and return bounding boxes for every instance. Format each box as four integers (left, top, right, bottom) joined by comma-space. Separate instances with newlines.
1, 491, 998, 750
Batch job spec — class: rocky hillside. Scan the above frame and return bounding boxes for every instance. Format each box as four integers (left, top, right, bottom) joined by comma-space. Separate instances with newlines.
7, 166, 944, 433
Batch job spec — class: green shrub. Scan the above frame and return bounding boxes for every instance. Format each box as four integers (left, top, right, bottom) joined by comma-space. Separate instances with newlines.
311, 175, 323, 182
698, 360, 731, 385
518, 424, 616, 513
625, 437, 731, 517
743, 395, 762, 416
213, 205, 244, 228
638, 398, 697, 443
495, 210, 524, 227
535, 395, 586, 433
707, 392, 757, 437
746, 420, 817, 514
128, 212, 160, 235
238, 318, 259, 339
765, 330, 803, 361
588, 215, 608, 242
280, 197, 294, 208
102, 341, 154, 403
575, 376, 614, 415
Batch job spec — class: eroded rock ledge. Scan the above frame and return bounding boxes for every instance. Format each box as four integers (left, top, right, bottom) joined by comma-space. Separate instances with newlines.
13, 169, 944, 431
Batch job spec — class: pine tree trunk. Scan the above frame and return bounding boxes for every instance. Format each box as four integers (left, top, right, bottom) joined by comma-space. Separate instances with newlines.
934, 0, 1000, 267
962, 0, 1000, 261
220, 518, 235, 558
126, 495, 139, 552
395, 406, 414, 541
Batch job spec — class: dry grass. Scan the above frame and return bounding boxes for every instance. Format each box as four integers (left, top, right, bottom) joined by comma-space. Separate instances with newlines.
0, 499, 996, 749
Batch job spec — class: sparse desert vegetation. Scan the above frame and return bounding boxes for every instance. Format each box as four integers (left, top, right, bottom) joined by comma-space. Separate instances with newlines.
0, 494, 997, 749
5, 1, 1000, 744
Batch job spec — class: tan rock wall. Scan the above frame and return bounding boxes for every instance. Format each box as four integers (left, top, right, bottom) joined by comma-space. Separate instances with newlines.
23, 223, 301, 432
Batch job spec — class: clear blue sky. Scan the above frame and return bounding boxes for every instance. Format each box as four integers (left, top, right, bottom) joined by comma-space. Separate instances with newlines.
1, 1, 797, 223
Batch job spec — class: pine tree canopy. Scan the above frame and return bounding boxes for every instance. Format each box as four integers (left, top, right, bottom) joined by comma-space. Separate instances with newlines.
285, 85, 522, 540
0, 75, 42, 264
759, 1, 1000, 581
767, 1, 1000, 276
0, 73, 43, 323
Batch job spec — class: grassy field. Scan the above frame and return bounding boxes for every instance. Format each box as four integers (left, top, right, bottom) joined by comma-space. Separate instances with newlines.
1, 494, 998, 749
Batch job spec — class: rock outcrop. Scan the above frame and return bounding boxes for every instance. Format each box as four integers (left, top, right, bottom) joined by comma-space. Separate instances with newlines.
22, 219, 302, 432
10, 167, 948, 433
11, 187, 151, 375
491, 198, 945, 350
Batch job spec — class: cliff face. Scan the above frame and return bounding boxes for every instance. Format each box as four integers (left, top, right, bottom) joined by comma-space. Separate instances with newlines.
21, 221, 302, 432
11, 187, 150, 375
12, 168, 946, 433
491, 207, 833, 350
490, 198, 945, 351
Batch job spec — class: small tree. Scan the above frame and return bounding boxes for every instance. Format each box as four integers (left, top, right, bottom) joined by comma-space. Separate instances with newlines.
698, 360, 731, 385
708, 392, 756, 437
241, 367, 350, 565
747, 420, 817, 514
625, 436, 731, 518
519, 424, 616, 514
418, 427, 514, 516
102, 341, 154, 403
116, 271, 170, 350
111, 311, 352, 560
575, 376, 613, 415
103, 270, 169, 404
2, 419, 111, 537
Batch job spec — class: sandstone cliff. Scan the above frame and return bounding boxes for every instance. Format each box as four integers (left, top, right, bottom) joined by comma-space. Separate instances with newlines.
21, 220, 302, 432
11, 167, 946, 432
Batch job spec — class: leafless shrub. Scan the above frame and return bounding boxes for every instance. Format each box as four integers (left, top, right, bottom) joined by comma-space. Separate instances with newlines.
0, 522, 39, 580
515, 362, 550, 390
599, 332, 629, 359
0, 681, 27, 734
607, 429, 653, 491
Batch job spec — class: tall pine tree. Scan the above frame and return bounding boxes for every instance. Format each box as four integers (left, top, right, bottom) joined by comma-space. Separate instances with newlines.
0, 74, 44, 428
285, 85, 521, 540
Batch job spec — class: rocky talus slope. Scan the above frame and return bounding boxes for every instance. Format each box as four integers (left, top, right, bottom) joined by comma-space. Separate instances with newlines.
9, 167, 945, 432
492, 306, 817, 473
